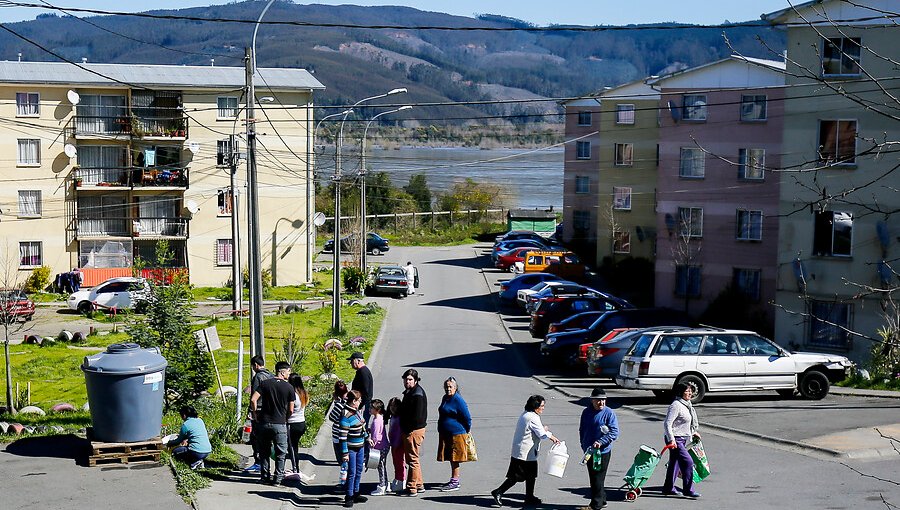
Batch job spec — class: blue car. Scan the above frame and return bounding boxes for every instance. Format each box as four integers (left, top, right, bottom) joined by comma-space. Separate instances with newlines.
498, 273, 564, 302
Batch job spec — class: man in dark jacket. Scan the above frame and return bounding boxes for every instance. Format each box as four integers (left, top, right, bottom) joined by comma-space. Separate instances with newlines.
400, 368, 427, 496
348, 351, 374, 421
245, 355, 274, 473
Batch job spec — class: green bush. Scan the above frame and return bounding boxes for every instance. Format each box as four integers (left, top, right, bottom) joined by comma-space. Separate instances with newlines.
342, 266, 366, 294
23, 265, 52, 293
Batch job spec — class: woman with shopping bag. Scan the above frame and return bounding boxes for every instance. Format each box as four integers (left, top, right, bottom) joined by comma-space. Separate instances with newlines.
662, 382, 702, 498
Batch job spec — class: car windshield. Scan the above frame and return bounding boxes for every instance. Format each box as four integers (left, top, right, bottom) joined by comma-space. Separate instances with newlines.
1, 291, 26, 300
738, 334, 782, 356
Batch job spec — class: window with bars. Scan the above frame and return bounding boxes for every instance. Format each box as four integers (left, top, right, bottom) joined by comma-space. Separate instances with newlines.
218, 188, 234, 216
808, 300, 852, 349
16, 92, 40, 116
733, 268, 761, 302
616, 104, 635, 124
740, 95, 767, 121
613, 231, 631, 254
217, 138, 236, 167
577, 111, 592, 126
736, 209, 763, 241
682, 95, 707, 121
678, 207, 703, 238
613, 187, 632, 210
675, 265, 702, 297
17, 190, 41, 218
19, 241, 42, 268
615, 143, 634, 166
576, 141, 591, 159
818, 120, 857, 165
813, 211, 853, 257
822, 37, 861, 76
217, 96, 239, 119
216, 239, 234, 266
575, 176, 590, 194
679, 148, 705, 178
17, 139, 40, 165
738, 148, 765, 180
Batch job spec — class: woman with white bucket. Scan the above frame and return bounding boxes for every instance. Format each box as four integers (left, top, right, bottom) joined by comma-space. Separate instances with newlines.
490, 395, 561, 507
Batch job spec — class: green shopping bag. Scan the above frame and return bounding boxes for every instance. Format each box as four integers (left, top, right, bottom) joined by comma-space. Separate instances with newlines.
688, 439, 710, 483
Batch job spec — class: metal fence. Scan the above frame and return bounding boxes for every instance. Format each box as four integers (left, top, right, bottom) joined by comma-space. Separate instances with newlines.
323, 208, 507, 233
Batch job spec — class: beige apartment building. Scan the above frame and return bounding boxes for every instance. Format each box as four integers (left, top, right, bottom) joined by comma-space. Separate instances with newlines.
0, 61, 323, 288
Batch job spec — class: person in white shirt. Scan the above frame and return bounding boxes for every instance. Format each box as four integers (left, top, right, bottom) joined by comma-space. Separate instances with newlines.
491, 395, 560, 507
404, 261, 417, 295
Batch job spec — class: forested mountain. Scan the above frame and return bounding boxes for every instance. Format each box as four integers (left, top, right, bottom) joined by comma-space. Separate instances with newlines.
1, 1, 785, 124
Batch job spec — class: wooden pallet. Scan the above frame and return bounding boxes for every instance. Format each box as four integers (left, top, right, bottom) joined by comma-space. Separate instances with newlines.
88, 438, 163, 467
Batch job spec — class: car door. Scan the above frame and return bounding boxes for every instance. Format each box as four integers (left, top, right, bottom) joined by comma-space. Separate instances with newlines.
651, 334, 703, 381
93, 282, 126, 309
738, 334, 797, 388
696, 335, 747, 390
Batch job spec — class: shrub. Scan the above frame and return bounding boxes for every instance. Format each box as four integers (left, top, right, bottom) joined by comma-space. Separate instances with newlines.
342, 266, 366, 294
23, 265, 52, 293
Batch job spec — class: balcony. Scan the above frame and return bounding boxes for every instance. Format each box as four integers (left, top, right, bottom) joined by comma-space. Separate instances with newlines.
70, 114, 132, 139
73, 217, 188, 239
73, 166, 189, 189
132, 116, 189, 140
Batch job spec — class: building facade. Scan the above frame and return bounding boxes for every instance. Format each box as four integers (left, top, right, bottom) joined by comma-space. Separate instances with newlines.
0, 61, 323, 288
764, 0, 900, 362
561, 98, 602, 260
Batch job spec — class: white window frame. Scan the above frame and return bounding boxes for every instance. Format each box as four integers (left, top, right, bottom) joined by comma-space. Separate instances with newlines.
679, 147, 705, 178
16, 92, 40, 117
678, 206, 703, 238
577, 111, 592, 126
215, 238, 234, 266
17, 139, 41, 166
217, 188, 234, 216
613, 231, 631, 254
217, 96, 239, 119
17, 190, 42, 218
19, 241, 43, 268
615, 143, 634, 166
736, 209, 763, 241
818, 119, 858, 165
740, 94, 767, 122
574, 175, 590, 194
813, 211, 853, 257
613, 187, 632, 210
682, 94, 707, 121
738, 148, 765, 180
822, 37, 861, 77
616, 104, 635, 125
576, 141, 591, 160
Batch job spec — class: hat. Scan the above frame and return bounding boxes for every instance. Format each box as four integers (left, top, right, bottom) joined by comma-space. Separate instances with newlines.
590, 387, 607, 399
347, 351, 365, 361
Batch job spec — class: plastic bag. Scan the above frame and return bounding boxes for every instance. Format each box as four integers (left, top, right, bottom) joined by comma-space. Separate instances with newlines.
688, 439, 710, 483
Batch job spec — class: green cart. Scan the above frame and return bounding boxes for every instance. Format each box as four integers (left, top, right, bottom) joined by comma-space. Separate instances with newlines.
622, 444, 674, 501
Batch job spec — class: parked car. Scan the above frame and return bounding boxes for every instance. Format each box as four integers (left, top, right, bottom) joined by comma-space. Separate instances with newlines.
578, 327, 640, 368
498, 273, 564, 303
517, 280, 577, 309
67, 277, 150, 314
521, 250, 586, 280
524, 281, 598, 314
370, 265, 410, 297
491, 239, 550, 263
0, 289, 35, 322
495, 247, 535, 272
546, 311, 607, 336
531, 293, 634, 340
586, 327, 692, 378
615, 328, 854, 403
324, 232, 390, 255
540, 307, 688, 361
495, 230, 548, 245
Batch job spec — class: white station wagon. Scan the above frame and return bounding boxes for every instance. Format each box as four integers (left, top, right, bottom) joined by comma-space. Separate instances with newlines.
615, 328, 854, 403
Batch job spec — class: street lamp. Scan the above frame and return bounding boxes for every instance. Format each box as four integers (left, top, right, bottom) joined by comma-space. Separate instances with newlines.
359, 105, 413, 272
332, 88, 407, 332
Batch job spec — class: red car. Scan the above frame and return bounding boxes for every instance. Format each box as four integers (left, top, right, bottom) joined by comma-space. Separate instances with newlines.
577, 328, 637, 365
494, 247, 534, 272
1, 290, 35, 322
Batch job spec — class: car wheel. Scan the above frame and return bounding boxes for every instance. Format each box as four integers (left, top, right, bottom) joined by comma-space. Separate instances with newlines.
799, 371, 830, 400
371, 247, 381, 256
776, 388, 796, 399
675, 374, 706, 404
77, 301, 93, 315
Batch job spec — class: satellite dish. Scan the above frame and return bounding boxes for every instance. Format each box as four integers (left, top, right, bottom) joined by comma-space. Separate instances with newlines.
63, 144, 77, 158
185, 200, 200, 214
67, 90, 80, 105
187, 142, 200, 154
313, 212, 326, 227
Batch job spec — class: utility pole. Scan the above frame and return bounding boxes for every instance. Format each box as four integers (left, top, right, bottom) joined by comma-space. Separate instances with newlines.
332, 127, 344, 333
245, 48, 265, 360
229, 134, 242, 321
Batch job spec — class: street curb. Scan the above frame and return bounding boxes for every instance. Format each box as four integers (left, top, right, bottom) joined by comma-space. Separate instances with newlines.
829, 387, 900, 399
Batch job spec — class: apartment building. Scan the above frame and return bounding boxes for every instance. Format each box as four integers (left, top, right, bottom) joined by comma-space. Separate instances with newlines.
650, 56, 785, 330
561, 97, 601, 259
0, 61, 323, 287
763, 0, 900, 362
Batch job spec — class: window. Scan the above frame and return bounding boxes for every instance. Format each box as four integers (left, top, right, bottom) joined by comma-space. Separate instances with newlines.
733, 268, 761, 301
678, 207, 703, 237
613, 187, 632, 210
813, 211, 853, 257
616, 104, 635, 125
17, 139, 40, 165
19, 241, 42, 268
682, 94, 707, 121
16, 92, 39, 116
17, 190, 41, 218
736, 209, 763, 241
217, 138, 236, 167
217, 188, 234, 216
679, 148, 705, 178
738, 148, 765, 180
818, 120, 857, 165
577, 111, 592, 126
740, 95, 767, 121
675, 265, 701, 297
737, 335, 781, 356
575, 176, 590, 194
216, 239, 234, 266
217, 96, 239, 119
809, 300, 852, 349
576, 141, 591, 159
613, 231, 631, 254
615, 143, 634, 166
655, 335, 703, 355
822, 37, 861, 76
573, 210, 590, 232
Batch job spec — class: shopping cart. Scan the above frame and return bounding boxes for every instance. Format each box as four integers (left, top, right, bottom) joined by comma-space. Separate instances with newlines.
621, 444, 674, 501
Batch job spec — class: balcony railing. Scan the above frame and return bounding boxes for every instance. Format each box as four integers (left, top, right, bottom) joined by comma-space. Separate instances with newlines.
72, 114, 132, 137
134, 217, 188, 237
132, 116, 189, 138
69, 114, 189, 138
74, 217, 188, 238
73, 166, 189, 188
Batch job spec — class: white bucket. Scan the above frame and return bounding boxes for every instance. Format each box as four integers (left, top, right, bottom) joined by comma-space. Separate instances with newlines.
367, 448, 382, 470
545, 441, 569, 478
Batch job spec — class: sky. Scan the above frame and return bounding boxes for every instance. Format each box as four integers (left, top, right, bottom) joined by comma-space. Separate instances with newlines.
0, 1, 795, 25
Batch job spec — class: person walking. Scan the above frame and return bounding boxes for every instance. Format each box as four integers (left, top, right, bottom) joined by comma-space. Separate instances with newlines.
349, 351, 374, 422
403, 261, 417, 295
578, 387, 619, 510
662, 382, 702, 499
339, 390, 369, 508
491, 395, 561, 507
329, 380, 351, 491
245, 355, 274, 473
250, 361, 294, 486
387, 397, 406, 493
368, 399, 390, 496
399, 368, 427, 496
286, 374, 309, 477
166, 405, 212, 470
436, 376, 472, 492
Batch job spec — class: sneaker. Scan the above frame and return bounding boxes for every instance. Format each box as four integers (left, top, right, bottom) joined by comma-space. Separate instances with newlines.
189, 459, 205, 470
686, 492, 702, 498
390, 480, 405, 492
440, 480, 460, 492
343, 495, 354, 508
370, 485, 388, 496
490, 489, 503, 507
243, 463, 261, 473
663, 488, 682, 496
417, 484, 426, 493
400, 489, 418, 497
271, 479, 284, 488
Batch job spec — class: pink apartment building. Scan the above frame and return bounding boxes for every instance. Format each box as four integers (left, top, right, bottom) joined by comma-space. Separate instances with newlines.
652, 56, 785, 332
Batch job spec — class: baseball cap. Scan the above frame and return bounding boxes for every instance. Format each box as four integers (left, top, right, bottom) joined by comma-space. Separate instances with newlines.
590, 387, 607, 399
347, 352, 365, 361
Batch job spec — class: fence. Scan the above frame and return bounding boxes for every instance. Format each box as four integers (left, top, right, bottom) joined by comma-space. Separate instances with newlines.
323, 208, 507, 233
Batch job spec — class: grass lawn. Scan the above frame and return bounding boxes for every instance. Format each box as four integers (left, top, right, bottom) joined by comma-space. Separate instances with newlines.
192, 272, 332, 302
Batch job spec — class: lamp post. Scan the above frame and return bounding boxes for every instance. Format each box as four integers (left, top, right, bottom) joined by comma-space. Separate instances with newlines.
332, 88, 407, 332
360, 105, 412, 272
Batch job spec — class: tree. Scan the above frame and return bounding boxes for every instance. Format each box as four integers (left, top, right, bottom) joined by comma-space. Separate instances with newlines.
438, 178, 503, 213
404, 173, 433, 212
0, 253, 27, 415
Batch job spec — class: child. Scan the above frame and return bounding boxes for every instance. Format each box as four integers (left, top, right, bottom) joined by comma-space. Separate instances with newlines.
368, 399, 389, 495
339, 390, 368, 507
330, 380, 350, 490
386, 397, 406, 493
